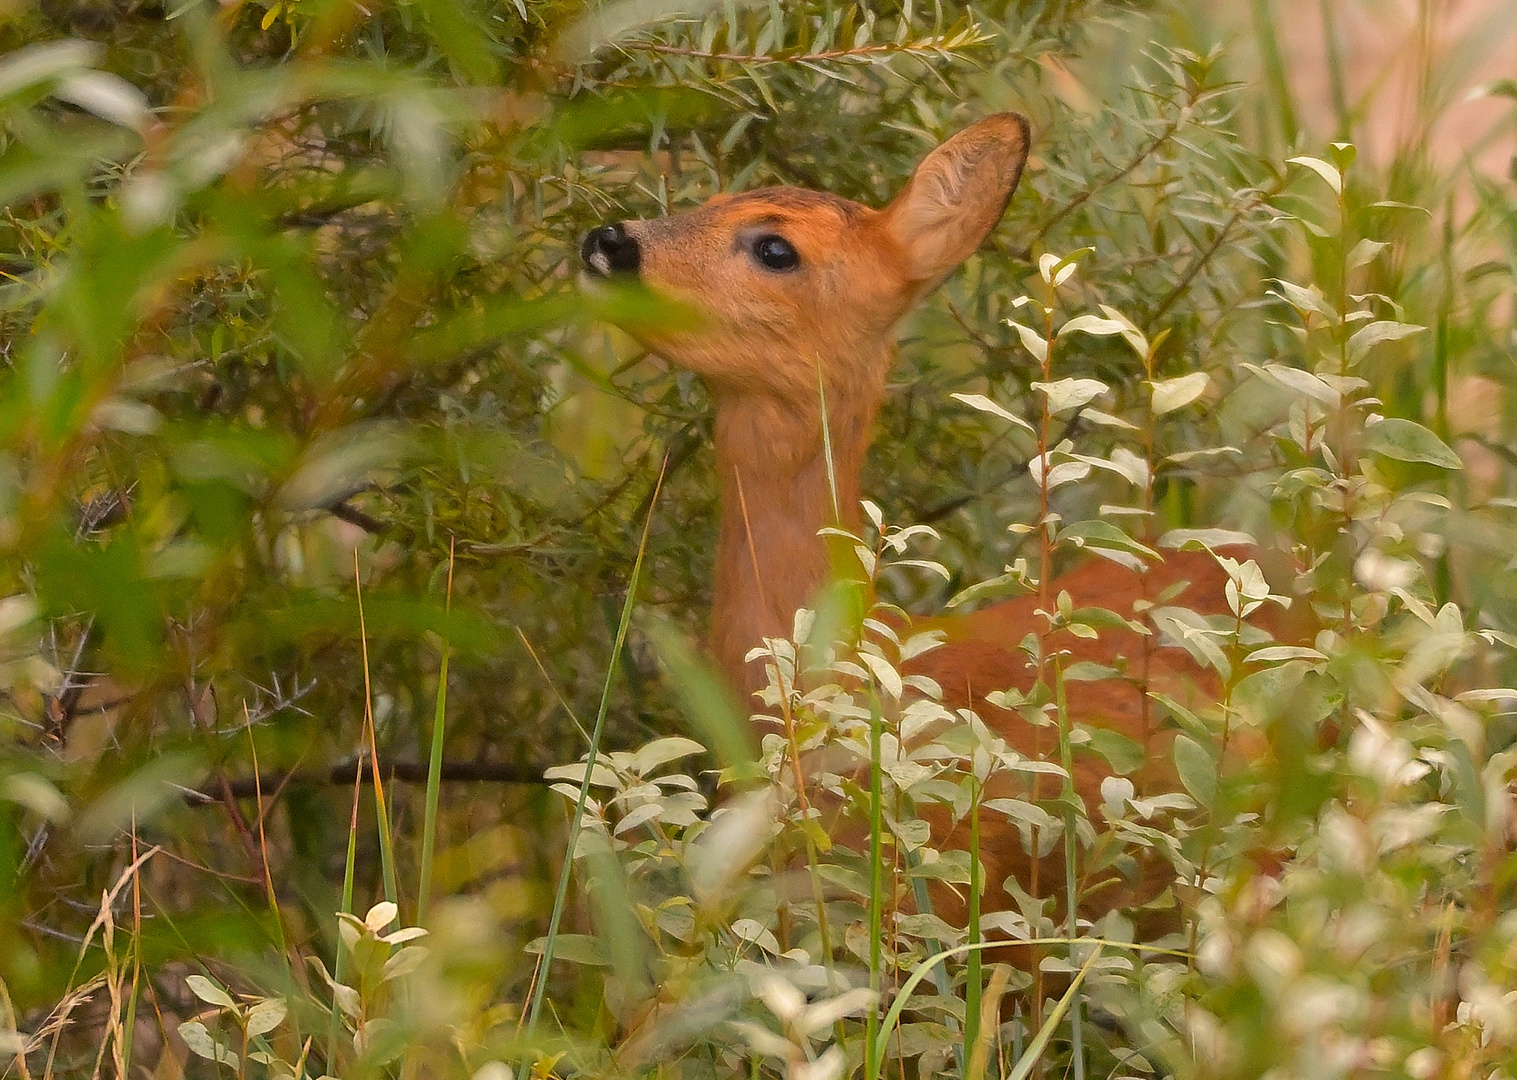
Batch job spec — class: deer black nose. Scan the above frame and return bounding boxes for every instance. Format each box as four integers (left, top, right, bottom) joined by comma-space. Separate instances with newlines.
580, 223, 641, 277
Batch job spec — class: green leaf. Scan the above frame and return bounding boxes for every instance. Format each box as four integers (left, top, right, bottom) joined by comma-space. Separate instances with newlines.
1247, 646, 1328, 663
1287, 155, 1342, 194
1172, 735, 1216, 805
1363, 418, 1463, 469
858, 649, 904, 699
644, 617, 757, 777
1096, 303, 1149, 357
1242, 362, 1340, 405
1056, 314, 1127, 338
526, 934, 610, 966
177, 1021, 239, 1067
982, 797, 1057, 830
1054, 520, 1159, 559
1347, 319, 1426, 362
1159, 528, 1257, 550
0, 40, 98, 100
381, 945, 429, 982
1079, 726, 1144, 775
1080, 408, 1139, 430
0, 773, 70, 823
1346, 238, 1389, 270
1032, 377, 1108, 414
950, 392, 1034, 433
944, 572, 1031, 609
244, 998, 287, 1038
1269, 280, 1338, 321
1149, 372, 1210, 415
629, 736, 706, 774
1004, 319, 1049, 364
364, 900, 399, 933
1061, 661, 1120, 681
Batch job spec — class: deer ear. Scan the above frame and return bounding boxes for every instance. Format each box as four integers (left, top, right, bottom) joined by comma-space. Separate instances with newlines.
880, 113, 1030, 287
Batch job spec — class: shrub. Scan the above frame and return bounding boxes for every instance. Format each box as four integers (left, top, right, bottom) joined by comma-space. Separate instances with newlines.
0, 0, 1514, 1077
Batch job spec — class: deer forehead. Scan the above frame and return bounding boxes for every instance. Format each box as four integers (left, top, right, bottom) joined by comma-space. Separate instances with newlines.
627, 188, 902, 281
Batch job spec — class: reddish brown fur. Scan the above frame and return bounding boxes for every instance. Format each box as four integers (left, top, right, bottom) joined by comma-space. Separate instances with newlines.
617, 114, 1033, 690
590, 113, 1303, 916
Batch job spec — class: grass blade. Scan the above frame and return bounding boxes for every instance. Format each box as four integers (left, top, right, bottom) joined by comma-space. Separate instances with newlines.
865, 689, 884, 1080
523, 455, 669, 1040
417, 537, 455, 924
962, 777, 982, 1074
354, 550, 399, 908
1003, 946, 1104, 1080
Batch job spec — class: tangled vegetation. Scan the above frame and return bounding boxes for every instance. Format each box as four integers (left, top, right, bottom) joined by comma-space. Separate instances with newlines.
1, 0, 1516, 1077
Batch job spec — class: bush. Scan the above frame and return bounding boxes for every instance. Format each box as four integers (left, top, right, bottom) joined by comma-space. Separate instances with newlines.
0, 0, 1514, 1077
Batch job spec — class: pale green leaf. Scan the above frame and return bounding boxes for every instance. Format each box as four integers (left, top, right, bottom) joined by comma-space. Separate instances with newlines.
1347, 319, 1426, 362
1173, 735, 1216, 805
1031, 377, 1108, 414
1242, 362, 1339, 405
364, 901, 399, 933
950, 392, 1034, 432
1247, 646, 1328, 663
1097, 303, 1149, 357
525, 933, 610, 966
1149, 372, 1210, 415
1057, 314, 1126, 338
1346, 238, 1388, 270
381, 945, 429, 982
244, 998, 287, 1038
185, 975, 236, 1010
1157, 528, 1257, 551
1004, 319, 1049, 363
1270, 279, 1338, 321
1288, 155, 1342, 194
629, 736, 706, 774
857, 649, 903, 700
1363, 418, 1463, 469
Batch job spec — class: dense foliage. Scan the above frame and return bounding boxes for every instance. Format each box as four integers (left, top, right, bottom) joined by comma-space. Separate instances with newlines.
1, 0, 1516, 1077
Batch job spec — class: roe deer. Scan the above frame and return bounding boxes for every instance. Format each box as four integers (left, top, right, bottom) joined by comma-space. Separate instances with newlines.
581, 114, 1303, 918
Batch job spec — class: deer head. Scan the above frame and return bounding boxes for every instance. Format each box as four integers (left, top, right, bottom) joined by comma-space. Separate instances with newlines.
582, 114, 1032, 696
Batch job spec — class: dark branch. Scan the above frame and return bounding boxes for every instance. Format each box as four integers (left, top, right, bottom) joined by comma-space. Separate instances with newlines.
328, 499, 391, 535
183, 759, 551, 805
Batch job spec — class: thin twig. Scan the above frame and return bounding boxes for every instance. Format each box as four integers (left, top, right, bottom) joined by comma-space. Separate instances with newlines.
635, 39, 963, 66
1144, 182, 1284, 328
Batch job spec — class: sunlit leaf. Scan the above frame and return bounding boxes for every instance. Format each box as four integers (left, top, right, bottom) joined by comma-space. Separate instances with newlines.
1363, 417, 1464, 469
950, 392, 1034, 432
1031, 377, 1108, 414
185, 975, 237, 1010
1149, 372, 1210, 415
1287, 154, 1343, 194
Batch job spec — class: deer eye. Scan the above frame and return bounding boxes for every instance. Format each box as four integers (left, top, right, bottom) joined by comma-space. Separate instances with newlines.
751, 235, 800, 272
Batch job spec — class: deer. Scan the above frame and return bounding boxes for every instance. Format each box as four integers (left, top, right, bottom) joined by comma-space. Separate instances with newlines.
580, 113, 1304, 931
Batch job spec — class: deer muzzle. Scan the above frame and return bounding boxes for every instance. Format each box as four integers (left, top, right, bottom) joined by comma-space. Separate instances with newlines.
580, 222, 641, 277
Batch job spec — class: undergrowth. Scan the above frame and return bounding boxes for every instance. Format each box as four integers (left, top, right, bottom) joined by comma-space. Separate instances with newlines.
1, 0, 1516, 1077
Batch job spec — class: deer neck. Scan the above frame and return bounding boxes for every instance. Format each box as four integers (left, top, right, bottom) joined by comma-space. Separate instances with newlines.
707, 361, 887, 700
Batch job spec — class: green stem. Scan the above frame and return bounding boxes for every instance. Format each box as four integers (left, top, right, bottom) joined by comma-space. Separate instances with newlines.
1054, 660, 1083, 1080
869, 940, 1118, 1080
524, 458, 669, 1041
417, 541, 454, 925
867, 689, 884, 1080
1319, 0, 1350, 139
1433, 194, 1454, 606
1251, 0, 1298, 149
963, 777, 982, 1074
